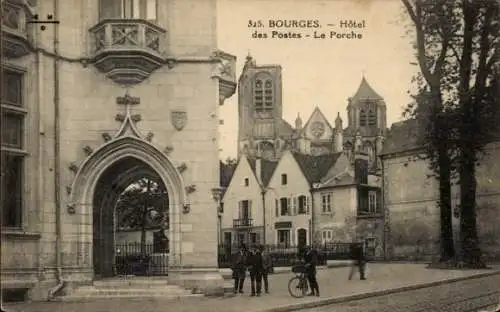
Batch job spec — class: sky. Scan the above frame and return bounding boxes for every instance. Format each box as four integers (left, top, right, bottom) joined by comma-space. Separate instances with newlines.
216, 0, 418, 159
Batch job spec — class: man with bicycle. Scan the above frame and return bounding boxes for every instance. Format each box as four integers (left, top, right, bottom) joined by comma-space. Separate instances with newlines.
303, 245, 320, 297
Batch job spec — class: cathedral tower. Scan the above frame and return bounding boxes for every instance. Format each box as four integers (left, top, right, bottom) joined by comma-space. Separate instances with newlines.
344, 77, 387, 169
237, 54, 292, 160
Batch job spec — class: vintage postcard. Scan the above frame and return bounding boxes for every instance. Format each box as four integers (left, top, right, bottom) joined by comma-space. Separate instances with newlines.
1, 0, 499, 311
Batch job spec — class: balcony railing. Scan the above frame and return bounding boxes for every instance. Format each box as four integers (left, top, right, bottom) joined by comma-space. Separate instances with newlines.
233, 218, 254, 228
88, 19, 166, 85
2, 0, 33, 58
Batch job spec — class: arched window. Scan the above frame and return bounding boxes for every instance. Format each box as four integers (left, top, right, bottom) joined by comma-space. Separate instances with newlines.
359, 109, 367, 126
368, 110, 377, 126
263, 79, 274, 112
100, 0, 157, 21
253, 79, 264, 112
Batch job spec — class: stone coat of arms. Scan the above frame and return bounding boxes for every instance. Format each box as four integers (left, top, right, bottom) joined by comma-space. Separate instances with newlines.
171, 110, 187, 131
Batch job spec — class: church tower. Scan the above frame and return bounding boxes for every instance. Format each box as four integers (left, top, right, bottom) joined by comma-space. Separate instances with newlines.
237, 54, 288, 160
344, 77, 387, 169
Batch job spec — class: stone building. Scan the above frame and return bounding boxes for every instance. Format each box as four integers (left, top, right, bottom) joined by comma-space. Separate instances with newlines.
381, 119, 500, 260
1, 0, 236, 301
237, 55, 387, 171
220, 155, 277, 247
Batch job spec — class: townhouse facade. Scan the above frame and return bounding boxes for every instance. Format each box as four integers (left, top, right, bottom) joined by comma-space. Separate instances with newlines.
220, 155, 277, 247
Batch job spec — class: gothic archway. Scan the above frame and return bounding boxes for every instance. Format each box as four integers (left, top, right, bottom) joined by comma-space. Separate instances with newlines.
67, 136, 186, 277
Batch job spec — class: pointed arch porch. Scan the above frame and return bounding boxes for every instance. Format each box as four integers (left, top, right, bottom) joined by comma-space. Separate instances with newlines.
67, 136, 187, 276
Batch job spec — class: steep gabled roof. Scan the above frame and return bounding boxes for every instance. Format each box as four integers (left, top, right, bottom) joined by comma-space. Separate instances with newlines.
302, 106, 334, 135
247, 157, 279, 187
318, 170, 356, 188
220, 161, 237, 187
291, 152, 342, 186
351, 77, 384, 102
220, 160, 237, 198
279, 119, 295, 137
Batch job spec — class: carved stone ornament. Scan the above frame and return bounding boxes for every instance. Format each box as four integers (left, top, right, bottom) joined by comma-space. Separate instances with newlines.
171, 110, 187, 131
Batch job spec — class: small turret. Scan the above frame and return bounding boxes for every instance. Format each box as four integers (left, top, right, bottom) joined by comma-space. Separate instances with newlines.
335, 112, 343, 130
295, 113, 303, 130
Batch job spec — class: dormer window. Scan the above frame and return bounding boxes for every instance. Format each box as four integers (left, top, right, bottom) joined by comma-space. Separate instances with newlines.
359, 109, 367, 126
100, 0, 157, 21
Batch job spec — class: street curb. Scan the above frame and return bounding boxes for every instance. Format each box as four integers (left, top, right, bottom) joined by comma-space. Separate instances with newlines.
220, 263, 351, 280
260, 270, 500, 312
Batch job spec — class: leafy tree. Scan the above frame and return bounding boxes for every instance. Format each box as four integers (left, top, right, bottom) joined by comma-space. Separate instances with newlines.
115, 177, 168, 257
401, 0, 459, 262
402, 0, 499, 267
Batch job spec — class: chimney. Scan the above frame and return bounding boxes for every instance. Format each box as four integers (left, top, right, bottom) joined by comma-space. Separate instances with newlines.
354, 152, 369, 185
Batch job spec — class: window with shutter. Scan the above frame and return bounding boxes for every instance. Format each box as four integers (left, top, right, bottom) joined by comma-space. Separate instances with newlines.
306, 196, 310, 214
292, 197, 297, 215
238, 201, 242, 219
275, 199, 279, 217
248, 200, 253, 219
287, 198, 292, 216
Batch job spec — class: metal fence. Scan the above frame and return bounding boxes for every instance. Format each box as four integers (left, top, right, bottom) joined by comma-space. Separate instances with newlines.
115, 242, 168, 276
217, 242, 360, 269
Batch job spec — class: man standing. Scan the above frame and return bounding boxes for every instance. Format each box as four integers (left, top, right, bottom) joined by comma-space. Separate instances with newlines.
260, 245, 272, 294
348, 242, 367, 280
303, 245, 320, 297
248, 246, 264, 296
231, 244, 248, 294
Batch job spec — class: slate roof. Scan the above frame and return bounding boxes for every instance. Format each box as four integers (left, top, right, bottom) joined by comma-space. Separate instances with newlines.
291, 152, 342, 186
248, 157, 279, 187
279, 119, 295, 137
380, 118, 425, 156
351, 77, 384, 102
220, 161, 237, 188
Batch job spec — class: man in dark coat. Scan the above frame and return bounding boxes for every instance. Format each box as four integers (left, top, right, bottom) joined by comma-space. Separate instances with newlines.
231, 245, 248, 294
260, 245, 272, 294
247, 246, 264, 296
303, 245, 320, 296
348, 242, 367, 280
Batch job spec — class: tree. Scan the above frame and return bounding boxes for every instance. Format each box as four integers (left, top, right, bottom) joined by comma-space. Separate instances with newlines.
115, 177, 168, 258
402, 0, 499, 267
401, 0, 459, 262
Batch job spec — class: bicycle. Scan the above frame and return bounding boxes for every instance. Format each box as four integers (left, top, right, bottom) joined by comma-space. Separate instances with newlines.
288, 264, 309, 298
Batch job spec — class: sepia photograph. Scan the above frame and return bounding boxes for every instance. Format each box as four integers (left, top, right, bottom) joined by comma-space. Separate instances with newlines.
1, 0, 499, 311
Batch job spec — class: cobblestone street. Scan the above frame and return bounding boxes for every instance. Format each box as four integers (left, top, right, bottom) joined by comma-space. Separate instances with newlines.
3, 264, 500, 312
299, 275, 500, 312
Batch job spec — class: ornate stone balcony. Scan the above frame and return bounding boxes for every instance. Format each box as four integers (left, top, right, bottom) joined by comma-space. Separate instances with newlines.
212, 50, 237, 105
89, 19, 166, 85
1, 0, 34, 58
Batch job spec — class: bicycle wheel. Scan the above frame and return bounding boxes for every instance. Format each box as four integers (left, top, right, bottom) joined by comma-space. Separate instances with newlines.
288, 276, 308, 298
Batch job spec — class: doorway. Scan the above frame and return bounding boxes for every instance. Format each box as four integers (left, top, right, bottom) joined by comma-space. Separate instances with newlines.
297, 228, 307, 248
92, 157, 169, 278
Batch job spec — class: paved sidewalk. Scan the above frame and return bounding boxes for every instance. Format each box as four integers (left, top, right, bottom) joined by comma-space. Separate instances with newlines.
4, 263, 500, 312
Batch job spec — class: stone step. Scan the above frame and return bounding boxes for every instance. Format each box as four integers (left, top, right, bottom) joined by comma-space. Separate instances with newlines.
70, 288, 192, 296
78, 285, 186, 292
56, 293, 203, 302
93, 279, 170, 288
224, 281, 233, 293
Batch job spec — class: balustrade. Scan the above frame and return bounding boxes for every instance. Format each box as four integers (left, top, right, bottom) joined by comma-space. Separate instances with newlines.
88, 19, 166, 85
